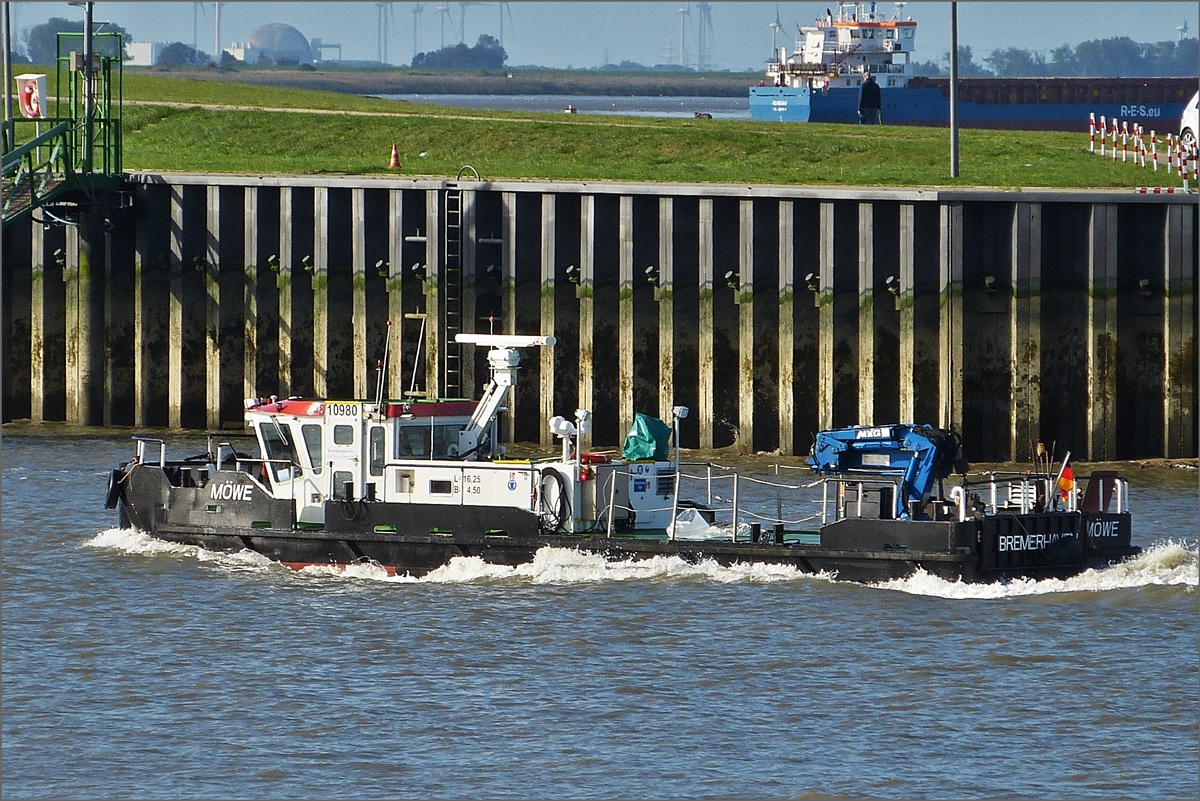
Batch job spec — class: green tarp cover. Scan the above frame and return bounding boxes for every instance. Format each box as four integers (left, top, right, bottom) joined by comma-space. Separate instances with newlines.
621, 413, 672, 461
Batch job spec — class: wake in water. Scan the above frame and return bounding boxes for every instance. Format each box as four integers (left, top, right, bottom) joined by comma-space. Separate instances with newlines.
84, 528, 829, 585
871, 539, 1199, 599
85, 528, 1196, 593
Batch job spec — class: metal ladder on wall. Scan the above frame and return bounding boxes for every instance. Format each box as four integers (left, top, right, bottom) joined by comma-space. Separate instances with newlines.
443, 186, 464, 398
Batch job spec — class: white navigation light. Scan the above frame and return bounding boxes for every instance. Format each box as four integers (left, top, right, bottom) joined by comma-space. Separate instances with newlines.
549, 416, 577, 438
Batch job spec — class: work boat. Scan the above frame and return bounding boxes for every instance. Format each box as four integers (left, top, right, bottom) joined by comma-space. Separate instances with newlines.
105, 334, 1139, 584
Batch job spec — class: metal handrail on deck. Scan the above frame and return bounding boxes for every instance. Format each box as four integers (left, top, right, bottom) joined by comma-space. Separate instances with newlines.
2, 120, 73, 224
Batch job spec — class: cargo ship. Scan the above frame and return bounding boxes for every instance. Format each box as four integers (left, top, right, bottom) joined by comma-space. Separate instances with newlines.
104, 332, 1140, 585
748, 0, 1194, 131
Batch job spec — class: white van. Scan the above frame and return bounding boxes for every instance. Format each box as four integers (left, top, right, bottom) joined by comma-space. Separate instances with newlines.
1181, 91, 1199, 150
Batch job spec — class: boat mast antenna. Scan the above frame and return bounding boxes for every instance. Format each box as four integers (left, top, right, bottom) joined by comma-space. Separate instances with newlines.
375, 319, 393, 408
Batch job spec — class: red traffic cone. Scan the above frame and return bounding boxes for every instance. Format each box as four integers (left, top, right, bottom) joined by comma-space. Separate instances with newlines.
388, 143, 401, 169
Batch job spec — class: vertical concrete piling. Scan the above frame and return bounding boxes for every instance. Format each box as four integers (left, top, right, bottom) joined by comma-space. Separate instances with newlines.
277, 186, 294, 398
205, 186, 222, 430
540, 193, 556, 446
312, 186, 329, 398
578, 194, 596, 451
244, 187, 259, 406
1087, 204, 1119, 461
351, 188, 368, 398
777, 201, 795, 456
424, 189, 441, 400
1164, 203, 1196, 457
29, 221, 47, 422
737, 199, 754, 452
939, 203, 965, 436
500, 191, 518, 444
4, 176, 1194, 463
618, 195, 634, 439
658, 197, 675, 426
857, 202, 876, 425
387, 189, 406, 400
1010, 203, 1041, 460
817, 202, 835, 431
697, 197, 715, 450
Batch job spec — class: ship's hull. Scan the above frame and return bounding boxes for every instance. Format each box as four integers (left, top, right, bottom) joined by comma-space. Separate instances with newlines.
113, 463, 1139, 585
748, 83, 1191, 131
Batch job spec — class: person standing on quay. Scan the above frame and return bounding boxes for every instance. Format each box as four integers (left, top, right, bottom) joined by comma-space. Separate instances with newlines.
858, 72, 882, 124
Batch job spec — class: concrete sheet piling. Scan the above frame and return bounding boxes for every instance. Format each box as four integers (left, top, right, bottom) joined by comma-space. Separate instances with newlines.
3, 174, 1195, 463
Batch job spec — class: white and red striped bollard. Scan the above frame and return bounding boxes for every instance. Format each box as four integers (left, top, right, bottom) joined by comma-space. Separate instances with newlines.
1112, 119, 1118, 162
1089, 112, 1095, 152
1099, 115, 1107, 155
1139, 125, 1146, 168
1167, 133, 1174, 174
1121, 121, 1128, 162
1151, 130, 1157, 171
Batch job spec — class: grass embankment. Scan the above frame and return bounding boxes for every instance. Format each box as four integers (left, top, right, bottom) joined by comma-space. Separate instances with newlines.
125, 65, 760, 98
92, 73, 1160, 187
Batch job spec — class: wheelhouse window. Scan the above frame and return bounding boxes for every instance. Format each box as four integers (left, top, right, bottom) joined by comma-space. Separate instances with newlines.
395, 420, 468, 459
369, 426, 386, 476
260, 422, 302, 481
301, 424, 323, 474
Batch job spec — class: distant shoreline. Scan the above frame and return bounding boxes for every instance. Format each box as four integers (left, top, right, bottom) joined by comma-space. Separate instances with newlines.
125, 66, 762, 98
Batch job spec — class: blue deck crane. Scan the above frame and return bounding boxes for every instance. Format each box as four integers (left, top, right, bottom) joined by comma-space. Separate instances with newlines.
806, 424, 964, 520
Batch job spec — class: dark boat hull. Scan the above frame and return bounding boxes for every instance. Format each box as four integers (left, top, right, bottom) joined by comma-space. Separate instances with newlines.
114, 463, 1139, 585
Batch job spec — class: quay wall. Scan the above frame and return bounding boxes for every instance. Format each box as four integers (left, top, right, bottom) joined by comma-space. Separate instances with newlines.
2, 173, 1196, 461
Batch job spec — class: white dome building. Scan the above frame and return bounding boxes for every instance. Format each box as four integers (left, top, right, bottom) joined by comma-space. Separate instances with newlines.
243, 23, 312, 65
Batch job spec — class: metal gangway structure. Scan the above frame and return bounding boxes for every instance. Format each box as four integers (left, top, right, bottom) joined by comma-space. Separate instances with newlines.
2, 15, 123, 228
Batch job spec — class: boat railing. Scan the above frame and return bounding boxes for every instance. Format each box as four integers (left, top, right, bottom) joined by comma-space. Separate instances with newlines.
597, 464, 822, 542
132, 436, 167, 466
977, 472, 1127, 515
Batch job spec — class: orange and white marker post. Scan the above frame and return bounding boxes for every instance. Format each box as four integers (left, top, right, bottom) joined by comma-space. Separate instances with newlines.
1099, 115, 1106, 155
1121, 121, 1128, 163
1166, 134, 1174, 174
1089, 112, 1096, 153
1151, 130, 1157, 171
1112, 119, 1118, 162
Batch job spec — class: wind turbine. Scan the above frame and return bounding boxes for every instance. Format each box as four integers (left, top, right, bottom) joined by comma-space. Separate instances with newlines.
769, 3, 782, 56
376, 2, 396, 64
213, 2, 225, 64
412, 3, 424, 59
458, 2, 491, 45
497, 1, 515, 49
677, 3, 691, 68
696, 2, 714, 71
193, 1, 203, 53
436, 4, 451, 48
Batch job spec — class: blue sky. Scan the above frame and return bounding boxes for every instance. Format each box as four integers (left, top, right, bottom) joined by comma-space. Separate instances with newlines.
8, 1, 1199, 71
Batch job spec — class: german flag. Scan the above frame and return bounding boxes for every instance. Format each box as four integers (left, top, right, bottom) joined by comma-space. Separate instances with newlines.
1058, 464, 1075, 501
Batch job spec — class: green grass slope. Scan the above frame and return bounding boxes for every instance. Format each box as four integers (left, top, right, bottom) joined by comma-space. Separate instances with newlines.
105, 73, 1164, 188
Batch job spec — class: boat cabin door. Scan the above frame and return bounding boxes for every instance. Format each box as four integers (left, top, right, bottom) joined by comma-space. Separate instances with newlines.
324, 401, 364, 501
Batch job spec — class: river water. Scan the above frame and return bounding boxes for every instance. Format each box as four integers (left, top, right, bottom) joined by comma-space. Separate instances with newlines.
3, 430, 1197, 799
373, 93, 754, 120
